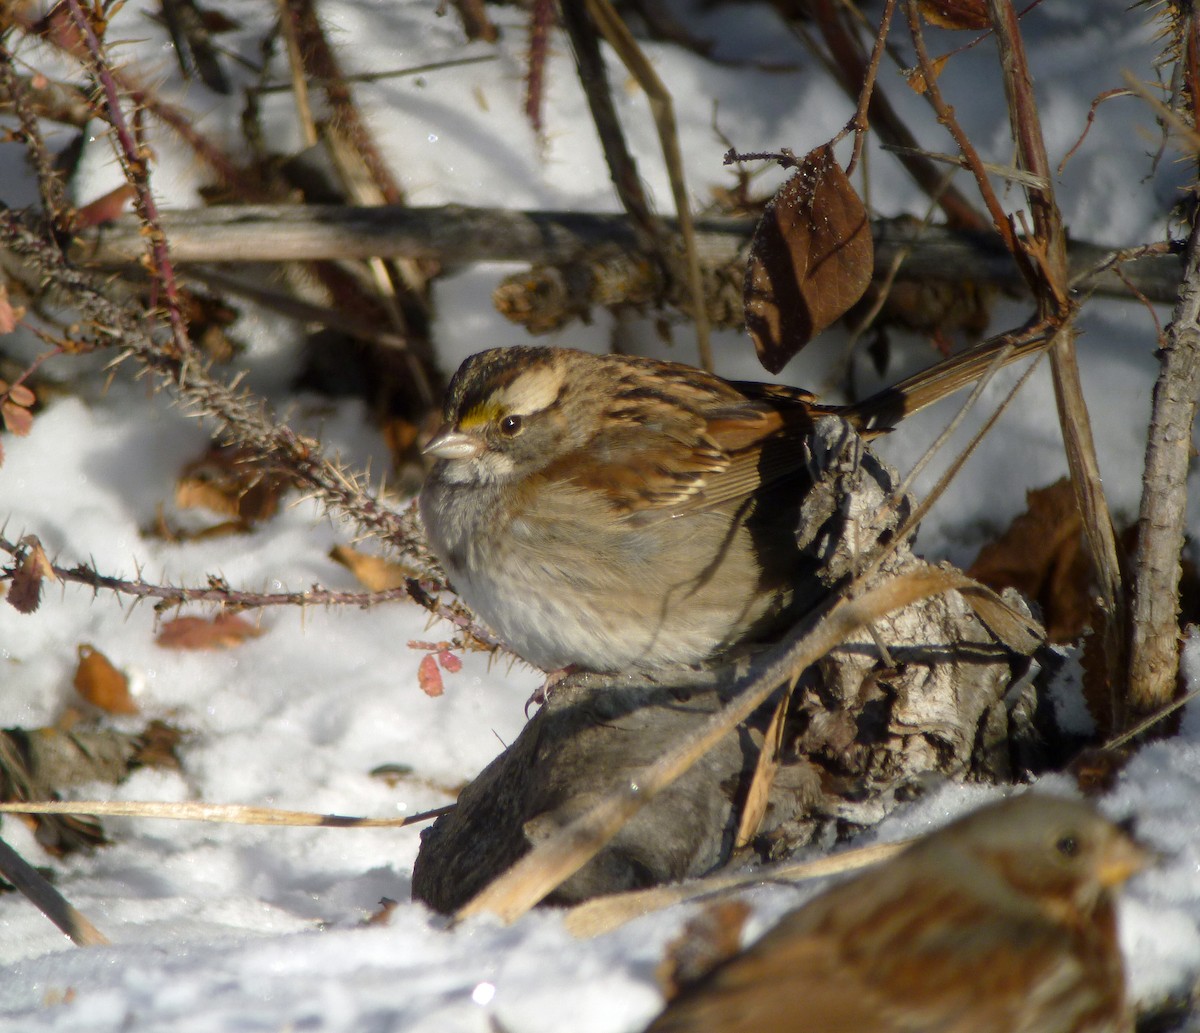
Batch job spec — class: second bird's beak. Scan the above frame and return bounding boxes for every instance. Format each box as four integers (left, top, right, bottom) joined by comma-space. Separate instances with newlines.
423, 425, 483, 460
1098, 828, 1157, 888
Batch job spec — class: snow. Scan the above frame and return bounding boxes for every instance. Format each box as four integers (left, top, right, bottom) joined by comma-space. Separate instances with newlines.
0, 0, 1198, 1030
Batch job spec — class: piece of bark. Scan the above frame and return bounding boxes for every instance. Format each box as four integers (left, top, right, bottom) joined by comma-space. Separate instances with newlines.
1127, 214, 1200, 721
412, 419, 1053, 913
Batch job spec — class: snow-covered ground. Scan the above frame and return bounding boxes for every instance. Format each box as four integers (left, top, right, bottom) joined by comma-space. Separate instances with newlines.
1, 1, 1198, 1030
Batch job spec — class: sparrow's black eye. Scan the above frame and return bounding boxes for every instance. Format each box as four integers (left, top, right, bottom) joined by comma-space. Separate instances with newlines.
1056, 834, 1080, 858
499, 414, 523, 437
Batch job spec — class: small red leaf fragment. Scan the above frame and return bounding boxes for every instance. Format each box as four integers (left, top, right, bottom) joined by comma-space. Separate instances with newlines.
0, 286, 23, 335
437, 649, 462, 673
417, 654, 445, 697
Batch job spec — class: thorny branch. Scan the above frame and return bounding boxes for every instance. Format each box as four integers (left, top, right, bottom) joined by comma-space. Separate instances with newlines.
0, 532, 495, 649
0, 210, 466, 613
63, 0, 191, 361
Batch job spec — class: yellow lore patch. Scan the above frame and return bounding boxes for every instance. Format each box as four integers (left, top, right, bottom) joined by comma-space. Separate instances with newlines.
460, 401, 502, 430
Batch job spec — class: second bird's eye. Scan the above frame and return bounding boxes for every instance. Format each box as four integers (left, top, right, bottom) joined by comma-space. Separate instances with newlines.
1055, 834, 1080, 858
499, 414, 523, 436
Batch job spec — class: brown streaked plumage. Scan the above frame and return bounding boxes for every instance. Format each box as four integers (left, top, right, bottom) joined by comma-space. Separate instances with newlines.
646, 794, 1148, 1033
420, 339, 1047, 672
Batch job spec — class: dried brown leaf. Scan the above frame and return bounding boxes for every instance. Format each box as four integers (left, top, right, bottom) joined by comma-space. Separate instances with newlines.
967, 479, 1090, 643
7, 537, 55, 614
71, 184, 136, 229
156, 613, 263, 650
175, 445, 288, 524
437, 649, 462, 673
330, 544, 410, 591
7, 383, 34, 408
0, 286, 24, 335
74, 644, 138, 715
2, 399, 33, 436
918, 0, 990, 30
903, 55, 949, 94
744, 146, 873, 373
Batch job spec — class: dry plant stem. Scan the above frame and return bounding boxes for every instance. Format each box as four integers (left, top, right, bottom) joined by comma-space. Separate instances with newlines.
809, 0, 985, 230
0, 800, 453, 829
559, 2, 657, 245
1127, 214, 1200, 717
0, 58, 69, 220
70, 206, 1185, 304
902, 2, 1019, 250
65, 0, 190, 360
278, 0, 319, 150
585, 0, 713, 369
282, 0, 404, 205
842, 0, 897, 176
564, 839, 908, 938
454, 568, 983, 924
986, 0, 1127, 726
6, 10, 282, 198
0, 835, 109, 947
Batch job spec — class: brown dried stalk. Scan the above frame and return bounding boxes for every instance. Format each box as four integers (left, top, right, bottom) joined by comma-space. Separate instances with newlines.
984, 0, 1128, 730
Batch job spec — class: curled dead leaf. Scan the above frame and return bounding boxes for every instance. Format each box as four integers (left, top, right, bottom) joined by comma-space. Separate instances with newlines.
967, 479, 1089, 643
7, 536, 55, 614
71, 184, 136, 230
744, 145, 873, 374
437, 649, 462, 673
903, 56, 949, 95
157, 613, 263, 650
175, 445, 290, 524
0, 286, 25, 335
74, 644, 138, 715
330, 544, 411, 591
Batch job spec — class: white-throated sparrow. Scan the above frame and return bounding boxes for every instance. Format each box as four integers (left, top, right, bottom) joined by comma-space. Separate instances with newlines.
419, 339, 1046, 672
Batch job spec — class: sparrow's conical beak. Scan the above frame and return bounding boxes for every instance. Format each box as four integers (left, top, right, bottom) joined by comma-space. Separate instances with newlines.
423, 425, 482, 460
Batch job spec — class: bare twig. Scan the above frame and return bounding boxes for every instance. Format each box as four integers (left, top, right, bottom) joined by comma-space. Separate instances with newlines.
66, 205, 1185, 304
808, 0, 986, 230
903, 1, 1023, 253
0, 835, 109, 947
0, 531, 501, 649
842, 0, 897, 176
585, 0, 713, 369
1127, 213, 1200, 719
